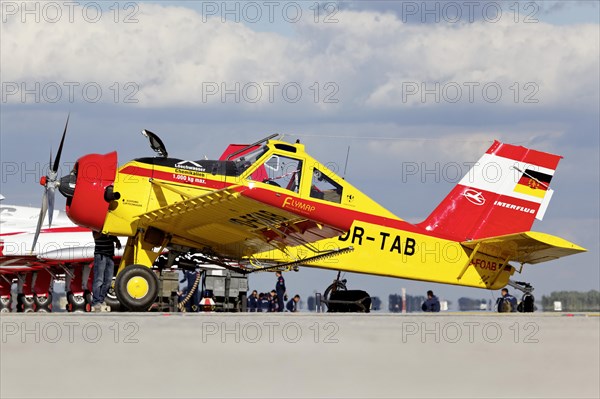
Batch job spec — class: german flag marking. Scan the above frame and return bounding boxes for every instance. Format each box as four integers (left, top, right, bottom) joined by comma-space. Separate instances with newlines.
514, 169, 553, 198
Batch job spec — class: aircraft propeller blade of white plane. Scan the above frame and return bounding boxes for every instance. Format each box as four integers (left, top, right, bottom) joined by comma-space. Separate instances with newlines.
31, 114, 69, 252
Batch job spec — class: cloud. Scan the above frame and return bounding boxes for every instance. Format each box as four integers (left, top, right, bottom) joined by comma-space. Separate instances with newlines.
1, 4, 598, 113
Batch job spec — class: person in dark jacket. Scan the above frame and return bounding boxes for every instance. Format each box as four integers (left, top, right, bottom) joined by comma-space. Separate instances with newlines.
286, 295, 300, 312
421, 290, 441, 312
497, 288, 518, 312
91, 232, 121, 312
269, 290, 279, 312
275, 271, 286, 312
259, 293, 270, 312
247, 290, 258, 312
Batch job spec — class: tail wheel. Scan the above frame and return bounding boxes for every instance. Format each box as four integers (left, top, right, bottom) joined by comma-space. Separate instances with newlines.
518, 293, 536, 313
0, 296, 11, 313
17, 294, 36, 313
34, 294, 53, 313
323, 279, 347, 311
115, 265, 159, 312
328, 290, 371, 313
66, 292, 87, 313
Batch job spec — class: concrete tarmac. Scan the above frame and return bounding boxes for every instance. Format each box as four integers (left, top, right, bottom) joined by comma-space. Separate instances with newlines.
1, 312, 599, 398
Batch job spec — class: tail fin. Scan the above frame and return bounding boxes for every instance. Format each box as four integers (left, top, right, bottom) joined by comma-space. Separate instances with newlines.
419, 140, 562, 241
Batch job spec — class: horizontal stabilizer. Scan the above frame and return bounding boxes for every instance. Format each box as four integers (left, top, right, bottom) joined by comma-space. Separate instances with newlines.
461, 231, 586, 265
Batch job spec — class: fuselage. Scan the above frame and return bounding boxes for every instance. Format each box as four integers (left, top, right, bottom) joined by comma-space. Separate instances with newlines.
58, 139, 515, 290
0, 202, 115, 271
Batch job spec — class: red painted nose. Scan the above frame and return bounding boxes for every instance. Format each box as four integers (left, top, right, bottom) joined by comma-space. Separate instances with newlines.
65, 152, 118, 231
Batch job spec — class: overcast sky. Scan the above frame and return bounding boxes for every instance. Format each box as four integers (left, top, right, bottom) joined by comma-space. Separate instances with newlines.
1, 1, 598, 308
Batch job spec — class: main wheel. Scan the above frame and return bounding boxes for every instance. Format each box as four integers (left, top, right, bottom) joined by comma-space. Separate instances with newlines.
16, 294, 35, 313
115, 265, 159, 312
66, 292, 87, 312
34, 293, 53, 313
104, 283, 122, 312
0, 296, 11, 312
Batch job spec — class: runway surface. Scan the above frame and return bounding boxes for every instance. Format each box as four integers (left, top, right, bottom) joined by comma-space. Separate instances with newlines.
1, 312, 599, 398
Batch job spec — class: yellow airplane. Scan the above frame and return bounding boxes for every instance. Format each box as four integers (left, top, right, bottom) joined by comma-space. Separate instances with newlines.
39, 123, 585, 311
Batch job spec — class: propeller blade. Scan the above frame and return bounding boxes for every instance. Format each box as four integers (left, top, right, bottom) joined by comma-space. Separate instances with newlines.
31, 190, 48, 253
47, 186, 55, 227
52, 114, 69, 173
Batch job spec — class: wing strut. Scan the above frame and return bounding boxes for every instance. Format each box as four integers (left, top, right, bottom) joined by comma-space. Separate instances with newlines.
247, 246, 354, 273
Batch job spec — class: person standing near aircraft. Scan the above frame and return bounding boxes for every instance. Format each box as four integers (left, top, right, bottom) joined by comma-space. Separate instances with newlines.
247, 290, 258, 312
286, 294, 300, 312
275, 271, 286, 312
91, 232, 121, 312
496, 288, 518, 312
421, 290, 441, 312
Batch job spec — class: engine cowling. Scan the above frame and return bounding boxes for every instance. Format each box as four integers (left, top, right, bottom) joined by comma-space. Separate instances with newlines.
61, 152, 118, 231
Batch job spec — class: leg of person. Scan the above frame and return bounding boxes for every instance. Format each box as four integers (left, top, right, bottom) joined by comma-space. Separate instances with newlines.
92, 254, 107, 306
99, 257, 115, 305
277, 293, 284, 312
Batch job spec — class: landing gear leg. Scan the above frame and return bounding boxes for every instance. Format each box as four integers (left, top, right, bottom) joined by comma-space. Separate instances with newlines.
508, 280, 536, 313
114, 233, 164, 312
63, 264, 93, 312
15, 273, 35, 312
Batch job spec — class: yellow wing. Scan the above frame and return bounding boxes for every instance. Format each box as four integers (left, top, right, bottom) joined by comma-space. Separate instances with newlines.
462, 231, 586, 265
135, 188, 343, 260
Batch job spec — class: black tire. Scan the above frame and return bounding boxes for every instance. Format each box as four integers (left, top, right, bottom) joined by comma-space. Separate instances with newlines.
115, 265, 159, 312
105, 285, 122, 312
0, 296, 11, 313
17, 294, 35, 313
66, 291, 87, 312
323, 280, 347, 311
328, 290, 371, 313
520, 293, 536, 313
34, 293, 52, 313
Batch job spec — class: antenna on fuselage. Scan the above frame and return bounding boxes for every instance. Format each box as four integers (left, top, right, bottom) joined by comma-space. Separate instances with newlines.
343, 146, 350, 179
